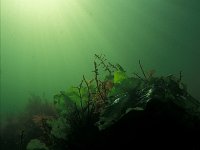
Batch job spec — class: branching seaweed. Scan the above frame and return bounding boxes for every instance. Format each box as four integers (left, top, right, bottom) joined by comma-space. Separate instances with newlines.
179, 71, 182, 82
139, 60, 147, 79
19, 130, 24, 150
22, 54, 200, 150
82, 75, 95, 122
95, 54, 118, 74
73, 79, 84, 111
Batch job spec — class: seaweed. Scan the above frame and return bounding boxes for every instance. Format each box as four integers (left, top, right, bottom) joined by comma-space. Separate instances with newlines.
28, 54, 199, 149
0, 95, 57, 150
4, 54, 199, 150
26, 139, 49, 150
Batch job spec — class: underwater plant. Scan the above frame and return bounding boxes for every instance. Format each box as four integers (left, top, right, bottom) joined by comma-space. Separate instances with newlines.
3, 54, 199, 150
26, 139, 49, 150
23, 54, 126, 149
0, 94, 57, 150
32, 54, 199, 149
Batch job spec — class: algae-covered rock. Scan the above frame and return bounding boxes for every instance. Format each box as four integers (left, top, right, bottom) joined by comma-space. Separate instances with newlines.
96, 93, 130, 130
97, 75, 200, 130
26, 139, 48, 150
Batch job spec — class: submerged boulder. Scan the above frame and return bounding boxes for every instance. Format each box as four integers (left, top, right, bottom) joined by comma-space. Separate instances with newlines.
94, 75, 200, 149
97, 75, 200, 130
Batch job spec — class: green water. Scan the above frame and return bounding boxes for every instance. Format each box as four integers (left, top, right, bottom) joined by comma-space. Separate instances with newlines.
1, 0, 200, 118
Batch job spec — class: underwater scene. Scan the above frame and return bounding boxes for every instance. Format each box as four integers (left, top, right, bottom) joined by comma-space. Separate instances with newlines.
1, 0, 200, 149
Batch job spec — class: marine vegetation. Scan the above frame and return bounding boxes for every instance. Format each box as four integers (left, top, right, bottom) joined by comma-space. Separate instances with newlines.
24, 54, 200, 150
0, 94, 57, 150
1, 54, 200, 150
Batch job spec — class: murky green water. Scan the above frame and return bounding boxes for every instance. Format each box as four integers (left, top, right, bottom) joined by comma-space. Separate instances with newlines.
1, 0, 200, 119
